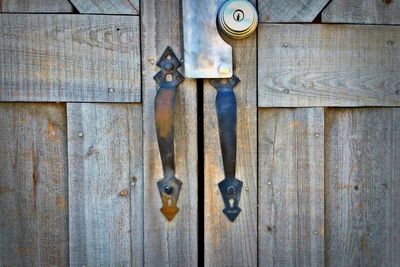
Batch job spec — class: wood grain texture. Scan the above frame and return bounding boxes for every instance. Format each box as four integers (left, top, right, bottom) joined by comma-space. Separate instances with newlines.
204, 6, 257, 265
0, 0, 73, 12
322, 0, 400, 24
67, 103, 143, 266
0, 14, 141, 102
141, 0, 198, 265
69, 0, 138, 15
258, 108, 325, 267
127, 0, 139, 14
259, 0, 329, 22
0, 103, 68, 266
325, 108, 400, 267
258, 24, 400, 107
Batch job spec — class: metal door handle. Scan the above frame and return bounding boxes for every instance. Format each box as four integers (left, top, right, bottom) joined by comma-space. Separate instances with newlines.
154, 47, 184, 221
210, 75, 243, 222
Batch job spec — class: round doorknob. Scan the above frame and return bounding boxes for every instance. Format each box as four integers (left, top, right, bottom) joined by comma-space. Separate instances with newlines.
217, 0, 258, 39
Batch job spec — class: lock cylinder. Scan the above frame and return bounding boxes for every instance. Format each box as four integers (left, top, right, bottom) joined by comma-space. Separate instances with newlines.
217, 0, 258, 39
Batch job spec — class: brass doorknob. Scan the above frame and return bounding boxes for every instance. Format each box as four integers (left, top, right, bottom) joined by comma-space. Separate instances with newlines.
217, 0, 258, 39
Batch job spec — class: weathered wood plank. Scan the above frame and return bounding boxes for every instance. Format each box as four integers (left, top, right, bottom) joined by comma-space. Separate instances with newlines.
0, 103, 68, 266
204, 4, 257, 265
258, 108, 325, 267
69, 0, 138, 15
141, 0, 198, 265
128, 0, 139, 14
322, 0, 400, 24
0, 14, 141, 102
0, 0, 73, 12
258, 24, 400, 107
325, 108, 400, 267
67, 103, 143, 266
259, 0, 329, 22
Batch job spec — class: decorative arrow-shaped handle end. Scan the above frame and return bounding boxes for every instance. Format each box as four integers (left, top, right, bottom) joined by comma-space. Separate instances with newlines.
218, 177, 243, 222
158, 177, 182, 221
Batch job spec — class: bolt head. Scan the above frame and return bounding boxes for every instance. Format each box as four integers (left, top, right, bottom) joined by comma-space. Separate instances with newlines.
227, 186, 235, 194
218, 64, 231, 76
164, 185, 174, 195
119, 190, 128, 196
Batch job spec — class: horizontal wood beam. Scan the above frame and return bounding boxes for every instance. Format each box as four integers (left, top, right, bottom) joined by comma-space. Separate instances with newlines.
0, 14, 141, 103
69, 0, 139, 15
258, 24, 400, 107
322, 0, 400, 24
258, 0, 329, 22
0, 0, 73, 13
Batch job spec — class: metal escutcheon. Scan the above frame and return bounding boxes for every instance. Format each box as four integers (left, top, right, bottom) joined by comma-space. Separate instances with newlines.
217, 0, 258, 39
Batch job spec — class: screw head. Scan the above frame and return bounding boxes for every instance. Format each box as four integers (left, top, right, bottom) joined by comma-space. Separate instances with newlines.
78, 132, 84, 137
119, 189, 128, 196
227, 186, 236, 194
267, 181, 272, 185
163, 62, 174, 71
314, 133, 320, 138
164, 185, 174, 195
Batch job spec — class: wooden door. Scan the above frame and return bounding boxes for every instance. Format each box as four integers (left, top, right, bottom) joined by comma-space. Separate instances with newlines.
0, 1, 399, 267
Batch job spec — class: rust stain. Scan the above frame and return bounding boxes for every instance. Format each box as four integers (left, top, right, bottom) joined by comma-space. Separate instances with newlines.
16, 247, 32, 255
319, 226, 325, 237
56, 195, 67, 209
289, 120, 300, 129
335, 183, 354, 190
155, 90, 174, 138
47, 121, 59, 143
360, 234, 372, 257
0, 186, 13, 194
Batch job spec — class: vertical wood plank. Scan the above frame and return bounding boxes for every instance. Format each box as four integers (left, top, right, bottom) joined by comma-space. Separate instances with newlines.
142, 1, 198, 264
67, 103, 143, 266
203, 9, 257, 266
1, 0, 73, 12
322, 0, 400, 24
259, 0, 329, 22
69, 0, 138, 15
258, 108, 325, 266
0, 103, 68, 266
325, 108, 400, 267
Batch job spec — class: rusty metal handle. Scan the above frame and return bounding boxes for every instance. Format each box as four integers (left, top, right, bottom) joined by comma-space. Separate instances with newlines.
155, 87, 176, 179
210, 75, 243, 222
154, 47, 184, 221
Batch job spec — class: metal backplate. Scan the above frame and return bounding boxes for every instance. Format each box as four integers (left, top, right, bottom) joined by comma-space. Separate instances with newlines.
182, 0, 233, 78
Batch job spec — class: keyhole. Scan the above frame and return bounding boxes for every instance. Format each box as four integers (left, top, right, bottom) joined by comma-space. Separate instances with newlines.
229, 198, 235, 208
233, 9, 244, 21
